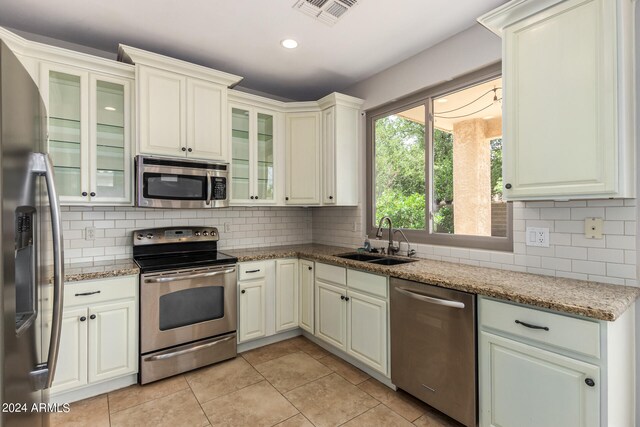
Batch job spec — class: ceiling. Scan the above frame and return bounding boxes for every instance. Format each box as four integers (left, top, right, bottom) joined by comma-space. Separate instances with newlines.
0, 0, 507, 100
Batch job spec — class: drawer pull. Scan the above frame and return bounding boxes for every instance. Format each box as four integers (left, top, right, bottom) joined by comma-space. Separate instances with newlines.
245, 269, 261, 273
75, 290, 101, 297
515, 320, 549, 331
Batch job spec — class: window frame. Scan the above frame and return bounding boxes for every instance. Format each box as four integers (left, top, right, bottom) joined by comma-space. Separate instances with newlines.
365, 62, 513, 252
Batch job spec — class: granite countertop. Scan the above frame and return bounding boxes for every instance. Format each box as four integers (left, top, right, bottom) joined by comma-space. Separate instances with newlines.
57, 258, 140, 283
226, 244, 640, 321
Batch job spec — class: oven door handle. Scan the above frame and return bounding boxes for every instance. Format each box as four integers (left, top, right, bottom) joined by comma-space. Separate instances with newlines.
144, 268, 236, 283
394, 287, 465, 309
144, 335, 235, 361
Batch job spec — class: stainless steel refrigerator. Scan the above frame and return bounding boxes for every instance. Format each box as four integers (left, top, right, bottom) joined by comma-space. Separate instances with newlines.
0, 41, 64, 426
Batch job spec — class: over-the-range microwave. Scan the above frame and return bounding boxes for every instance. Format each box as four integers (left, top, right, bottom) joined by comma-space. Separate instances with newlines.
135, 155, 229, 208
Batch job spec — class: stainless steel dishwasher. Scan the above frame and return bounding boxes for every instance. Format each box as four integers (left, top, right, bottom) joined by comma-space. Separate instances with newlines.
390, 278, 476, 427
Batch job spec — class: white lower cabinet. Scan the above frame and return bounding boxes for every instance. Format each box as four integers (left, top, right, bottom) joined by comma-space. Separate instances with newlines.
53, 307, 89, 393
52, 276, 138, 396
315, 280, 348, 351
238, 259, 304, 344
479, 297, 635, 427
88, 300, 136, 384
275, 259, 298, 332
298, 260, 315, 333
346, 290, 387, 374
238, 279, 266, 342
481, 332, 599, 427
314, 263, 389, 375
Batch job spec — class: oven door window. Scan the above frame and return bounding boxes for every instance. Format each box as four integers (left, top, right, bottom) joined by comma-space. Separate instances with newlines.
143, 173, 207, 200
158, 286, 224, 330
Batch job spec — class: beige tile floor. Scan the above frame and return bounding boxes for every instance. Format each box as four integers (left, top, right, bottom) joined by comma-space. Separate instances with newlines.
50, 336, 464, 427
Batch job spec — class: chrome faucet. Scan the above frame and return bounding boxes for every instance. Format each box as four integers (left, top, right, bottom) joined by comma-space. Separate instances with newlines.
376, 216, 399, 255
393, 229, 416, 257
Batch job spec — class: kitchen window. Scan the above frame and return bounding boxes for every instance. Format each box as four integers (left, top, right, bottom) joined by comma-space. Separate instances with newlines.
366, 64, 513, 251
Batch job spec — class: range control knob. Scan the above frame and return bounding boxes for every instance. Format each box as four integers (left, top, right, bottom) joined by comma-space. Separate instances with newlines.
202, 231, 209, 236
146, 233, 153, 239
137, 234, 143, 240
195, 231, 201, 236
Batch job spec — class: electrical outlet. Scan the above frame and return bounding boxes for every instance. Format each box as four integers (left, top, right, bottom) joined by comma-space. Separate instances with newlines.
584, 217, 603, 239
85, 226, 96, 241
224, 223, 231, 233
525, 227, 549, 247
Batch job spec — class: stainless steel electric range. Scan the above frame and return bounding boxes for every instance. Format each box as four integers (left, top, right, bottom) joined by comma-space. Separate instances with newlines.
133, 226, 238, 384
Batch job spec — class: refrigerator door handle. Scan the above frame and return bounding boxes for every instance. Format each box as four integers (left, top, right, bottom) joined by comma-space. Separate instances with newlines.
29, 152, 64, 390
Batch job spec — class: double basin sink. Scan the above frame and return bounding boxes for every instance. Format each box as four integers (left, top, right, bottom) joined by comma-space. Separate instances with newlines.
335, 252, 417, 266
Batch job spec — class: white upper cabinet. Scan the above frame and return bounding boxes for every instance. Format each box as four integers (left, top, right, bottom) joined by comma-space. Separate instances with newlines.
479, 0, 635, 200
285, 111, 322, 205
319, 94, 363, 206
229, 101, 280, 204
40, 62, 133, 205
137, 66, 186, 158
118, 45, 242, 162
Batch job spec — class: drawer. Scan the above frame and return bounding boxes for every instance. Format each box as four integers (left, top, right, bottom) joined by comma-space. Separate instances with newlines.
480, 298, 600, 358
347, 269, 387, 299
315, 262, 346, 286
64, 275, 137, 307
238, 261, 266, 281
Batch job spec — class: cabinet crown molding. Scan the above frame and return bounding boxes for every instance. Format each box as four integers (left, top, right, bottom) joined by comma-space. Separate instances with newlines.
118, 44, 243, 87
0, 26, 133, 78
478, 0, 590, 35
317, 92, 364, 110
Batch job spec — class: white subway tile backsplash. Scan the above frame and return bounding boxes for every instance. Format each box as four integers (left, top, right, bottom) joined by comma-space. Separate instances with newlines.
64, 198, 637, 286
570, 207, 605, 220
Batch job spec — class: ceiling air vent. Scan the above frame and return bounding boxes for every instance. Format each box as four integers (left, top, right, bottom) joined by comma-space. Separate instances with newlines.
293, 0, 359, 26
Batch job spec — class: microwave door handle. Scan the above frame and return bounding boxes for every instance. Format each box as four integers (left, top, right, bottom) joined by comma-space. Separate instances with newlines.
206, 172, 212, 205
29, 153, 64, 389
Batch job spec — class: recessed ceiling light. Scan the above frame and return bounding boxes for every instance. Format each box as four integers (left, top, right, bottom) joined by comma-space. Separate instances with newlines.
281, 39, 298, 49
104, 106, 116, 111
483, 115, 494, 120
436, 98, 448, 103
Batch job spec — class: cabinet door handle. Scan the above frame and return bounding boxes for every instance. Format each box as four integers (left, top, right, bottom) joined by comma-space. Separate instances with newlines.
345, 296, 350, 301
89, 314, 96, 320
181, 147, 187, 152
308, 266, 312, 271
245, 269, 261, 273
285, 197, 289, 201
250, 196, 254, 200
75, 290, 101, 297
329, 196, 333, 200
81, 192, 88, 197
79, 316, 86, 322
515, 320, 549, 331
90, 192, 96, 197
340, 295, 345, 300
241, 290, 246, 294
585, 378, 595, 387
505, 183, 512, 189
255, 196, 258, 200
187, 148, 192, 152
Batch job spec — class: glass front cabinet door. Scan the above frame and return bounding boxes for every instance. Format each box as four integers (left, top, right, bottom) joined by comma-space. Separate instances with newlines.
41, 63, 132, 205
230, 104, 276, 204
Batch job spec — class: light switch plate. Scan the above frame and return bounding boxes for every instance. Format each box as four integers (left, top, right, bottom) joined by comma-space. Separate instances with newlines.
526, 227, 549, 247
584, 217, 603, 239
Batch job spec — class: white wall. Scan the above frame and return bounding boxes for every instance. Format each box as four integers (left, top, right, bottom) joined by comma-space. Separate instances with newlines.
343, 24, 502, 110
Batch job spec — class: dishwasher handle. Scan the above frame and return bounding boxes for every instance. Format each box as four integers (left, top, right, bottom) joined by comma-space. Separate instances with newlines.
394, 287, 465, 309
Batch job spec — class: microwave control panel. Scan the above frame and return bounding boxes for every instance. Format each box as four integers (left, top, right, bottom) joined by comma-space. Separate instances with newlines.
212, 177, 227, 200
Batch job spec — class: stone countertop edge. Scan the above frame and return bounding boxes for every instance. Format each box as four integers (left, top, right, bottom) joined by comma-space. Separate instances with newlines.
55, 259, 140, 284
227, 244, 640, 322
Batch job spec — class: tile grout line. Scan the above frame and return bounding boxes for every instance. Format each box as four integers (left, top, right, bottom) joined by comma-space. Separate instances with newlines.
107, 383, 190, 418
